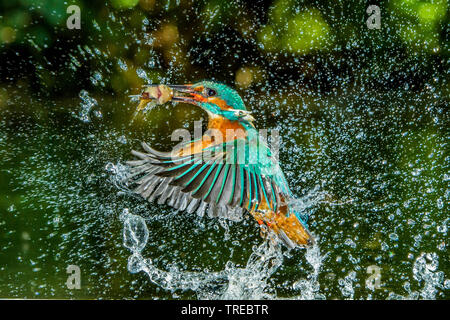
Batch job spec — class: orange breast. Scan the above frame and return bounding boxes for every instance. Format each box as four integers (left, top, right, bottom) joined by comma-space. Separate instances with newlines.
175, 118, 246, 157
208, 117, 247, 141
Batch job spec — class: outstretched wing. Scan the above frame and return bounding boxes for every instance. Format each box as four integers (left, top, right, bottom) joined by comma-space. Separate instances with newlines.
124, 138, 292, 220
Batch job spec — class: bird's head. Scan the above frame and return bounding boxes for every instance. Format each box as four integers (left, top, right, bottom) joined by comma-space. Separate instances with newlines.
141, 80, 255, 124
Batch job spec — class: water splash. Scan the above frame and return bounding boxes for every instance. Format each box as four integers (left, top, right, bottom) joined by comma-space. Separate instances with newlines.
120, 209, 285, 299
338, 271, 358, 299
412, 253, 446, 300
388, 252, 447, 300
291, 244, 326, 299
75, 90, 100, 122
105, 162, 130, 192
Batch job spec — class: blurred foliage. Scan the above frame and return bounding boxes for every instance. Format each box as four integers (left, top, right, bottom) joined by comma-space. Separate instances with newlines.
258, 2, 332, 54
0, 0, 448, 97
390, 0, 448, 53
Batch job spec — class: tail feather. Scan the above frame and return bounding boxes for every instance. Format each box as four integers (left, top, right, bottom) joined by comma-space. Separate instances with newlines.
251, 207, 314, 248
273, 211, 315, 247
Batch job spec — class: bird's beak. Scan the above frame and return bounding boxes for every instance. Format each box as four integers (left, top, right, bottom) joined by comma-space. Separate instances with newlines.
168, 84, 201, 105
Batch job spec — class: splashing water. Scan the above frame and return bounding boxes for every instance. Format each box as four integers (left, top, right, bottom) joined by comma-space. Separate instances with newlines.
75, 90, 101, 123
387, 252, 448, 300
120, 209, 285, 299
120, 203, 330, 299
291, 244, 326, 300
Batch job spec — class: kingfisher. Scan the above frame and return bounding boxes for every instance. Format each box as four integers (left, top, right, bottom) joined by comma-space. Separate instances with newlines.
125, 80, 314, 248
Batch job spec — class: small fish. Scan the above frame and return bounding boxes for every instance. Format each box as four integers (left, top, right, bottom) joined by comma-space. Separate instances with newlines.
137, 84, 173, 111
129, 84, 175, 120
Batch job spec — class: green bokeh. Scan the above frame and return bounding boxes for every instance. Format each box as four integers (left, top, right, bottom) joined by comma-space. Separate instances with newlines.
110, 0, 140, 9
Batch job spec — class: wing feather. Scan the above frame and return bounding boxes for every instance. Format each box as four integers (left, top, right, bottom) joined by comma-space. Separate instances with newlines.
125, 137, 291, 221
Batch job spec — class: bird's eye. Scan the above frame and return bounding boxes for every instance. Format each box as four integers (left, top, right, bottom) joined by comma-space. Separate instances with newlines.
206, 88, 217, 97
